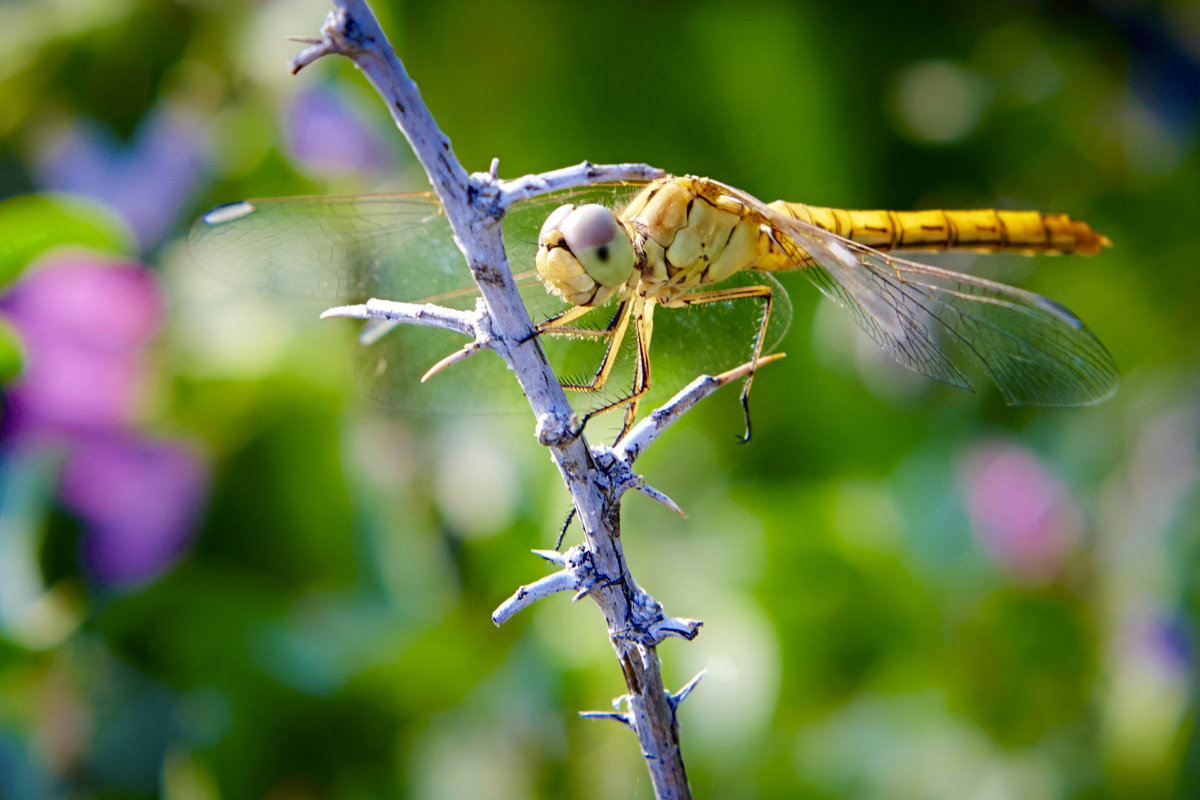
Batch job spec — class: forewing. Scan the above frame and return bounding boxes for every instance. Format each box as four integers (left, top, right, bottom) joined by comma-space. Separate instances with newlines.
773, 215, 1119, 406
188, 183, 644, 306
187, 193, 469, 302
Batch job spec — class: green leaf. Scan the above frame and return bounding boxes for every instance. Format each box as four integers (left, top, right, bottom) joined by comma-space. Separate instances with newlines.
0, 194, 134, 285
0, 316, 24, 384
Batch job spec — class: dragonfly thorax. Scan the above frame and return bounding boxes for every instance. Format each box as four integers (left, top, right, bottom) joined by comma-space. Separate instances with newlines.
536, 203, 636, 307
618, 177, 769, 304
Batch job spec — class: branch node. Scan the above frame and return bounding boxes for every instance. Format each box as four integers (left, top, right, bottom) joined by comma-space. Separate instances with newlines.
610, 589, 703, 647
536, 409, 580, 447
588, 444, 684, 516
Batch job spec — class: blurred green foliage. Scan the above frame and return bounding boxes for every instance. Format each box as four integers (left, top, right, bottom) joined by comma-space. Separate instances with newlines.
1, 0, 1199, 798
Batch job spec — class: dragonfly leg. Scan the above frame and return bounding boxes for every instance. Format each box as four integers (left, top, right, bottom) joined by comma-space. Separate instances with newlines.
618, 298, 655, 440
574, 298, 655, 442
534, 297, 660, 440
535, 300, 630, 340
555, 507, 576, 549
662, 284, 775, 442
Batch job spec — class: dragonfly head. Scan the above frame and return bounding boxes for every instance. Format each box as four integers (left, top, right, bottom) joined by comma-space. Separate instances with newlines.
536, 203, 635, 306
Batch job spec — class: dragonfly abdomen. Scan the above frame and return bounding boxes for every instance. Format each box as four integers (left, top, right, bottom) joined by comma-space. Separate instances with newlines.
771, 203, 1111, 256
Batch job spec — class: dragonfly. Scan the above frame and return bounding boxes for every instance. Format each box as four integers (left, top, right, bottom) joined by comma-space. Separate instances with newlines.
190, 174, 1118, 438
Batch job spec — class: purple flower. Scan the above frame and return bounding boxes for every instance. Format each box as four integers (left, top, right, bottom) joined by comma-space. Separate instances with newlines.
960, 441, 1081, 582
32, 105, 208, 248
285, 86, 393, 178
2, 255, 209, 588
59, 435, 208, 587
1, 257, 162, 440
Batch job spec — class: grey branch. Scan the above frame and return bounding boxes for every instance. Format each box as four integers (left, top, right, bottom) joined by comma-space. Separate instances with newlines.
616, 353, 786, 465
320, 299, 478, 337
294, 3, 758, 798
496, 161, 667, 209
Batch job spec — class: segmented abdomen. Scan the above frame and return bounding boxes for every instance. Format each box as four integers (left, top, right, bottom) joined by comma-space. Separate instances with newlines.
770, 203, 1111, 256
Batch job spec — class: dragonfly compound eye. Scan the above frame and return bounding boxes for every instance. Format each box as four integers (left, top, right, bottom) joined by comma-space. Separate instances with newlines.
539, 203, 575, 244
559, 205, 635, 288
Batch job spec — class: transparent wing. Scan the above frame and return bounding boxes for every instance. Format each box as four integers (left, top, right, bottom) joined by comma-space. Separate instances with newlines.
187, 183, 650, 415
649, 269, 793, 384
188, 184, 644, 306
187, 193, 468, 302
772, 214, 1119, 406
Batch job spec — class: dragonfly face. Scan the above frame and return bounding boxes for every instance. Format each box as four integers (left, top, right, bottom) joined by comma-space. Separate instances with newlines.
535, 203, 635, 307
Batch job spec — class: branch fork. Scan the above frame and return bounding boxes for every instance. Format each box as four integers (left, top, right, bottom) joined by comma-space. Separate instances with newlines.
490, 545, 603, 626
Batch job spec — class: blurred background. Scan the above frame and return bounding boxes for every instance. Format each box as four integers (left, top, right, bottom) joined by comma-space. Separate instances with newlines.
1, 0, 1197, 797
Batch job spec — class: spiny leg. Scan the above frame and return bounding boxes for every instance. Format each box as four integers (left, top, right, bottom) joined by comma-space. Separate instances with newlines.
661, 284, 774, 442
552, 297, 634, 396
533, 298, 652, 438
556, 507, 576, 550
535, 301, 617, 338
571, 296, 657, 440
618, 298, 656, 440
535, 296, 660, 440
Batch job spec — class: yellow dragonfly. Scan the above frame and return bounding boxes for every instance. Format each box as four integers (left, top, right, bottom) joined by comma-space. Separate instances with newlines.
190, 175, 1118, 437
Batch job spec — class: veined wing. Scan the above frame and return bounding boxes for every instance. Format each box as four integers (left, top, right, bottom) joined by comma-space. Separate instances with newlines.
188, 184, 646, 307
770, 213, 1119, 406
188, 193, 465, 302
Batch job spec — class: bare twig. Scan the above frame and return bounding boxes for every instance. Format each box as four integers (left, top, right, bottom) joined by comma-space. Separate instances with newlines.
497, 161, 667, 209
319, 298, 478, 337
616, 353, 786, 465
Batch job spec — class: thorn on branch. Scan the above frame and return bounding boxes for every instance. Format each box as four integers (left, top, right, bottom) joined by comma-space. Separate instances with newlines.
579, 710, 633, 729
580, 692, 634, 728
531, 548, 567, 566
633, 480, 686, 518
421, 340, 485, 383
669, 670, 707, 710
648, 616, 704, 644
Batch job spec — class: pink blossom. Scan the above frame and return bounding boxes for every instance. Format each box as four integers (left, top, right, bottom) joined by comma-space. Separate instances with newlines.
1, 257, 162, 439
960, 441, 1081, 582
2, 255, 209, 588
